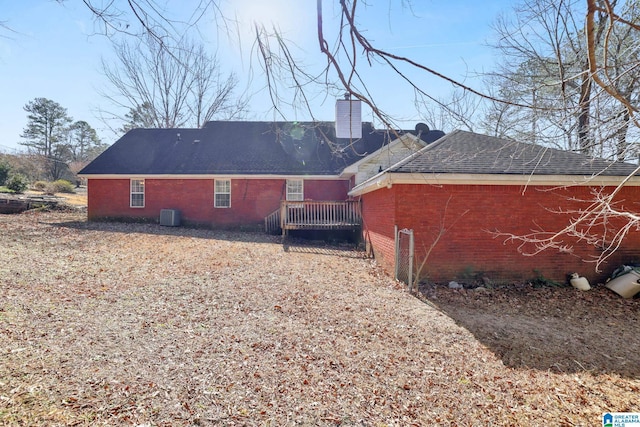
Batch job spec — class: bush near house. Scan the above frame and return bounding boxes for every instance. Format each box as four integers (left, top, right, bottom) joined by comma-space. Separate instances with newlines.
6, 174, 28, 193
49, 179, 75, 194
0, 162, 10, 186
32, 181, 48, 191
32, 179, 75, 195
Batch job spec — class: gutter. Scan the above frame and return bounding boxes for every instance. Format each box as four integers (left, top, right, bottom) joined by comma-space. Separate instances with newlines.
348, 172, 640, 197
78, 173, 345, 181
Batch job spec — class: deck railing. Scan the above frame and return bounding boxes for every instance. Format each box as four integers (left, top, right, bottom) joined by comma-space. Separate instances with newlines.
279, 200, 361, 233
264, 209, 281, 234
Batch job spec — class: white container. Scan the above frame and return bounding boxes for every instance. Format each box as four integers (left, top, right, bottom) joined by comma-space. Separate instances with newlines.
606, 270, 640, 299
570, 273, 590, 291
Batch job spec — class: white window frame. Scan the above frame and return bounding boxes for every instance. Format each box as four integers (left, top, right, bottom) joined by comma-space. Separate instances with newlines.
214, 179, 231, 208
130, 179, 145, 208
286, 179, 304, 202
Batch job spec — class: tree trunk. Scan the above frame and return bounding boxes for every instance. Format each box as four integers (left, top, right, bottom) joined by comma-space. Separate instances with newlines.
616, 110, 630, 161
578, 63, 592, 155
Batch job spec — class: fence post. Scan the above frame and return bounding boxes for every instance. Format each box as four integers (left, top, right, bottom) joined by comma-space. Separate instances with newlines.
408, 230, 414, 292
394, 225, 399, 280
280, 201, 286, 238
395, 228, 415, 290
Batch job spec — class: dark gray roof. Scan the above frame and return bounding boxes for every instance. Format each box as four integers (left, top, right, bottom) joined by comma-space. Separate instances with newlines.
390, 130, 640, 176
80, 121, 444, 176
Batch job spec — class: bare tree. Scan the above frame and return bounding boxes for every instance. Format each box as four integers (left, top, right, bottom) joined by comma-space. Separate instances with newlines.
62, 1, 225, 47
485, 0, 640, 159
416, 88, 481, 134
101, 34, 245, 130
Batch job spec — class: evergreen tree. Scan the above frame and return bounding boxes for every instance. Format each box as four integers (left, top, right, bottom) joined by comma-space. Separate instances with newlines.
20, 98, 72, 180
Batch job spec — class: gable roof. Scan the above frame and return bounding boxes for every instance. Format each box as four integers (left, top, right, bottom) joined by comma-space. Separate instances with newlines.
350, 130, 640, 195
341, 130, 445, 177
392, 130, 640, 176
79, 121, 438, 177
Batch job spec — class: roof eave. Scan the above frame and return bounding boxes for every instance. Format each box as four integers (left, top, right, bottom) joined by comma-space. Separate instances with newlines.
79, 173, 346, 180
348, 172, 640, 196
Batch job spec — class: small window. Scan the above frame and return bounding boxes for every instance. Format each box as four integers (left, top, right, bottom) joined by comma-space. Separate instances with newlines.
214, 179, 231, 208
130, 179, 145, 208
286, 179, 304, 201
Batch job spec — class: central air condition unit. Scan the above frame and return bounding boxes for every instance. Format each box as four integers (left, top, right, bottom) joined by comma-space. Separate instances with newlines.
159, 209, 181, 226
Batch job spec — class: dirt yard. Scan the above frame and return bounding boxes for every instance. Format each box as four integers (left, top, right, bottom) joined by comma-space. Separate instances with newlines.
1, 210, 638, 426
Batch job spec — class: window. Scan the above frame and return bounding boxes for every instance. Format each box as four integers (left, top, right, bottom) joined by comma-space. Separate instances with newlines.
214, 179, 231, 208
286, 179, 304, 201
130, 179, 145, 208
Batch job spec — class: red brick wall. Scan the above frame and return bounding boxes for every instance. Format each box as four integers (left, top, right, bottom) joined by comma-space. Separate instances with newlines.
304, 179, 350, 200
87, 178, 350, 227
87, 179, 132, 220
360, 187, 396, 269
362, 183, 640, 284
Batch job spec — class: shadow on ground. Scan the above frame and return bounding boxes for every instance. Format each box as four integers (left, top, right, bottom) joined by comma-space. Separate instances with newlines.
283, 239, 366, 259
51, 218, 282, 244
52, 218, 365, 259
418, 282, 640, 378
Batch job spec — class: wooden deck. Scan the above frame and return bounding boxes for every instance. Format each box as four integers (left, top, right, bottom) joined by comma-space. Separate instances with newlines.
264, 200, 362, 235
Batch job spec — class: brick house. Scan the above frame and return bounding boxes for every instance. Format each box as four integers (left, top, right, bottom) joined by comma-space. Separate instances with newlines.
349, 130, 640, 284
78, 121, 441, 231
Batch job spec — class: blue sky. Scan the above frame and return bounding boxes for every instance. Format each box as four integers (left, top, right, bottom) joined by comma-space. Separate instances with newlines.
0, 1, 512, 152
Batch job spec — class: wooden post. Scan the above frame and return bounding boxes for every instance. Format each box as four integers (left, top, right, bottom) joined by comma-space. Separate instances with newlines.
408, 230, 414, 292
280, 201, 286, 239
394, 225, 399, 281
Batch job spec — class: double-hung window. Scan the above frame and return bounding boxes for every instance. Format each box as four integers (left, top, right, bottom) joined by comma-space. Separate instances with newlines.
130, 179, 145, 208
214, 179, 231, 208
286, 179, 304, 202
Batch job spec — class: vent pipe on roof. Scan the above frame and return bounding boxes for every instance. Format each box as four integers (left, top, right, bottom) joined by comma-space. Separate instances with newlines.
335, 93, 362, 138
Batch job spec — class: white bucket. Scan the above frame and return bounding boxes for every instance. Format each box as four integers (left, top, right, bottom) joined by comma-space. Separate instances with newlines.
606, 270, 640, 299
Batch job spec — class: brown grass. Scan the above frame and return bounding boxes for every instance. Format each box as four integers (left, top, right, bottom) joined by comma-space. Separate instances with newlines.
55, 192, 87, 207
0, 211, 638, 426
24, 187, 87, 207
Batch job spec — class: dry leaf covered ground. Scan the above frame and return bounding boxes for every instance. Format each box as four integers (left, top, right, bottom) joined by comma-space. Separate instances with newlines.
1, 210, 639, 426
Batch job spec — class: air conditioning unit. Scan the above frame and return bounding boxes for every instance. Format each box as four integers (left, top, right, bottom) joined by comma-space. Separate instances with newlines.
159, 209, 181, 226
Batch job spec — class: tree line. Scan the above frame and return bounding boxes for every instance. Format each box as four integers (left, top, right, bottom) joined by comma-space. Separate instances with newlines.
473, 0, 640, 161
6, 98, 108, 183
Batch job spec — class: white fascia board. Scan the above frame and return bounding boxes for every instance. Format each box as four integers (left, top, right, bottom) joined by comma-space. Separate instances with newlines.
348, 172, 640, 196
78, 174, 345, 180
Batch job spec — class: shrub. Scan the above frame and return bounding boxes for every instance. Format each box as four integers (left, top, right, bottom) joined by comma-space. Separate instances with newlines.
6, 174, 28, 193
0, 162, 9, 186
33, 181, 48, 191
51, 179, 75, 194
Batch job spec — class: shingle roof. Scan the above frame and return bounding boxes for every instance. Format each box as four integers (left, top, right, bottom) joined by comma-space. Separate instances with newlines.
79, 121, 444, 176
390, 130, 640, 176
